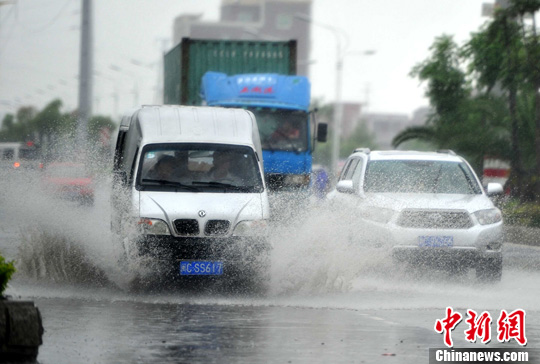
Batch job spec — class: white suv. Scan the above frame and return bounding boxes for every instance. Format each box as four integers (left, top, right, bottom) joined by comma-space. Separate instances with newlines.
329, 149, 504, 281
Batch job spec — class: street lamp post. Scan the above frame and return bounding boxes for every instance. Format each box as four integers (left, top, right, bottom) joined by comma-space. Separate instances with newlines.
294, 13, 375, 178
77, 0, 93, 153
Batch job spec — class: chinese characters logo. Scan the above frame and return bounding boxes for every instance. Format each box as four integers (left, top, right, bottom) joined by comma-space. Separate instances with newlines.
434, 307, 526, 347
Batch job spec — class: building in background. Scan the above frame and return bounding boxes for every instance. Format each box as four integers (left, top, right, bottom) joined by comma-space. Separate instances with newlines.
362, 111, 426, 149
339, 102, 363, 137
173, 0, 312, 77
318, 102, 430, 150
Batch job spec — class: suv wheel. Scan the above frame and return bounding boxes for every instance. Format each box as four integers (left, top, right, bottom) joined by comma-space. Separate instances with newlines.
476, 256, 502, 282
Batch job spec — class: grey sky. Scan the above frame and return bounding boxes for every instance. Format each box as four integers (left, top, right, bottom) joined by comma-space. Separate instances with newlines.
0, 0, 489, 121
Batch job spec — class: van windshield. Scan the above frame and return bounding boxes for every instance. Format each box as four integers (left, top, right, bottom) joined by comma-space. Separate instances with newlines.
137, 143, 264, 193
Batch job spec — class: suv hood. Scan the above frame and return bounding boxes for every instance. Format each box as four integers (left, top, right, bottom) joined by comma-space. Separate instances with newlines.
139, 191, 265, 223
363, 193, 494, 213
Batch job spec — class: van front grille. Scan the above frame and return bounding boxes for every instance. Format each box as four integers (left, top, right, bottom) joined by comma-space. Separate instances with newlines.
204, 220, 230, 236
174, 219, 199, 236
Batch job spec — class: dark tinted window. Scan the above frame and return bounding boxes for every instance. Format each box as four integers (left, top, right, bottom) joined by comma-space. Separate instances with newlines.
339, 158, 360, 181
252, 108, 308, 152
19, 148, 39, 160
137, 143, 263, 193
2, 149, 14, 160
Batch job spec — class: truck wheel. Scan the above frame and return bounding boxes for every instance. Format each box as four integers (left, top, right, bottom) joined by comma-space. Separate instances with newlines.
476, 256, 502, 282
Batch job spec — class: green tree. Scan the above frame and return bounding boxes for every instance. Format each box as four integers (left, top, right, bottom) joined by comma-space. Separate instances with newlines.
392, 35, 471, 150
393, 33, 517, 177
87, 115, 116, 146
511, 0, 540, 197
0, 254, 16, 298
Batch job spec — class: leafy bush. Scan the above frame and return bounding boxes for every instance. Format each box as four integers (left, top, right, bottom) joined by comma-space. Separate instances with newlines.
501, 200, 540, 228
0, 254, 16, 298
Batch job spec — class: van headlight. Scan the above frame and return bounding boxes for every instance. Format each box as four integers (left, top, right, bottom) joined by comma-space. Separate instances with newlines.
474, 208, 502, 225
138, 218, 171, 235
233, 220, 269, 237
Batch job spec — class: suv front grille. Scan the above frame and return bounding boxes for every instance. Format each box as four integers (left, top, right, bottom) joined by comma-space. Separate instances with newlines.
174, 219, 199, 236
397, 210, 473, 229
204, 220, 230, 236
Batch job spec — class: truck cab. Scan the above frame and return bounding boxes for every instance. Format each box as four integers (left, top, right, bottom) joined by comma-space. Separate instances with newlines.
201, 72, 327, 191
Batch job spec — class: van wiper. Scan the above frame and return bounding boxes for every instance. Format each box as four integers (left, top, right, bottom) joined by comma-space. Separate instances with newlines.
191, 181, 253, 192
141, 179, 200, 192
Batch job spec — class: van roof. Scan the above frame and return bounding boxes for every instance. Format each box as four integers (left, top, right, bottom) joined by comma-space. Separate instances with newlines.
133, 105, 260, 147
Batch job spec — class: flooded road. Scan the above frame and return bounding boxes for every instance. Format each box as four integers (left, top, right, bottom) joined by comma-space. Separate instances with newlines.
9, 262, 540, 364
1, 172, 540, 363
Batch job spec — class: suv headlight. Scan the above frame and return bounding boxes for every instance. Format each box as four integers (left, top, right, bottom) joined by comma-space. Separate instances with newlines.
138, 218, 171, 235
233, 220, 269, 237
474, 208, 502, 225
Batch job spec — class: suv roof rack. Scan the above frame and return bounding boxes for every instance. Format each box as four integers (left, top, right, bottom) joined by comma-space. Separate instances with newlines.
353, 147, 371, 154
436, 149, 456, 155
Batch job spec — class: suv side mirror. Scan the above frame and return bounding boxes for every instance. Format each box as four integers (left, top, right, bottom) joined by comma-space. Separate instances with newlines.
336, 180, 354, 194
316, 123, 328, 142
486, 182, 504, 196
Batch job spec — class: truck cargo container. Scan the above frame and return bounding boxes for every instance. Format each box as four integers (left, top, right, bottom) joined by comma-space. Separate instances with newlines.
164, 38, 297, 106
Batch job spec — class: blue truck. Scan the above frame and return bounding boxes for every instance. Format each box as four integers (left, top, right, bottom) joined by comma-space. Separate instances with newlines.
201, 71, 327, 191
163, 38, 327, 191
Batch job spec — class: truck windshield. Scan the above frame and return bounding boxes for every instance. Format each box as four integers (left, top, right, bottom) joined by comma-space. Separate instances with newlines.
137, 143, 264, 193
249, 108, 308, 152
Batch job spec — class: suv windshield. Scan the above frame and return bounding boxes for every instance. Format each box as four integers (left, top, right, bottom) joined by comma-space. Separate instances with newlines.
250, 108, 308, 152
137, 143, 263, 193
364, 160, 482, 194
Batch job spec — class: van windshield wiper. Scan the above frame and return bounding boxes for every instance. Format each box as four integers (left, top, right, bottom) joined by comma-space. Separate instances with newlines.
191, 181, 255, 192
141, 179, 200, 192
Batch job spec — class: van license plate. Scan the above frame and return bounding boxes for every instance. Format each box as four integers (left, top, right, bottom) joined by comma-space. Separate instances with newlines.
180, 261, 223, 276
418, 236, 453, 248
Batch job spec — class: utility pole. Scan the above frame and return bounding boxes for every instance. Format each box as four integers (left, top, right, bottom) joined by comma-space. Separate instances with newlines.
77, 0, 93, 153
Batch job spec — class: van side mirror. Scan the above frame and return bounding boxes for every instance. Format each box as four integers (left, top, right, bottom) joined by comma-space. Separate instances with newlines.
486, 182, 504, 196
317, 123, 328, 142
336, 180, 354, 194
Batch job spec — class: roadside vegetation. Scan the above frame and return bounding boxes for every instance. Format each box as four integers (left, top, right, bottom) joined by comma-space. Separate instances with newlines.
0, 254, 16, 298
0, 98, 116, 168
392, 0, 540, 226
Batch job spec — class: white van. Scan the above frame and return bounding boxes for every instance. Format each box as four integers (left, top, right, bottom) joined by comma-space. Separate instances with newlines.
112, 105, 270, 281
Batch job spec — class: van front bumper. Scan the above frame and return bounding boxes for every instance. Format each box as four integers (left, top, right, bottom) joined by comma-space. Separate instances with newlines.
136, 235, 270, 261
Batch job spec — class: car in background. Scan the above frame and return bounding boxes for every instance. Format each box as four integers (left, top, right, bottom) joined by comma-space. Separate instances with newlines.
42, 162, 94, 205
329, 149, 504, 281
0, 142, 43, 171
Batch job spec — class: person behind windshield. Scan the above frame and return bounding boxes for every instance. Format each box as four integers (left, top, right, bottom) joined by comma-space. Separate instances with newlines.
270, 120, 300, 143
171, 150, 192, 182
207, 150, 242, 185
146, 155, 176, 181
